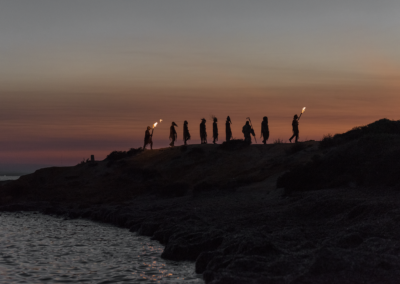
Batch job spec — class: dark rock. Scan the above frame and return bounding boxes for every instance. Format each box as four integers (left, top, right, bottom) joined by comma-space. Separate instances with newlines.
158, 182, 190, 198
129, 223, 141, 233
196, 251, 223, 274
193, 181, 218, 194
162, 231, 224, 261
308, 248, 348, 275
151, 228, 173, 245
285, 142, 307, 155
189, 147, 205, 154
336, 233, 364, 249
138, 222, 160, 237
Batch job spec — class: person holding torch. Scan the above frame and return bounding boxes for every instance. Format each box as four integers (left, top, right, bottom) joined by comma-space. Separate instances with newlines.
289, 107, 306, 143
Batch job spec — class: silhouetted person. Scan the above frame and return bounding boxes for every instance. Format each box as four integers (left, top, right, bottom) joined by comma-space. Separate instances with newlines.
200, 118, 207, 144
143, 126, 153, 150
169, 122, 178, 147
226, 116, 232, 141
289, 115, 299, 143
261, 116, 270, 144
183, 120, 190, 145
212, 117, 218, 144
242, 121, 255, 144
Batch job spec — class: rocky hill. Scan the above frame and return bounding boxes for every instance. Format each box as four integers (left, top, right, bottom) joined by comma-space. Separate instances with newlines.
0, 140, 317, 204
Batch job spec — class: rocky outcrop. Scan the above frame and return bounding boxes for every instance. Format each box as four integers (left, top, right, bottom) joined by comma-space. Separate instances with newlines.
2, 138, 400, 283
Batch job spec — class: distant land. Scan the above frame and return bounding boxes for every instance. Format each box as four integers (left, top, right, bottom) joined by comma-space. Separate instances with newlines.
0, 172, 29, 177
0, 163, 53, 176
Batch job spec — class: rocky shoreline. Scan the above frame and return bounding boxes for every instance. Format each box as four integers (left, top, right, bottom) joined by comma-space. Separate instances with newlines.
1, 139, 400, 283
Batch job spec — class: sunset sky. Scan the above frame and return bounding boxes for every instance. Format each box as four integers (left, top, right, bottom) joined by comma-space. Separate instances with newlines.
1, 1, 400, 173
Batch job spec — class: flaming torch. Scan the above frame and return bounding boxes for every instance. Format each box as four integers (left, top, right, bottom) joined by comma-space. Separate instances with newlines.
298, 107, 306, 120
152, 119, 162, 135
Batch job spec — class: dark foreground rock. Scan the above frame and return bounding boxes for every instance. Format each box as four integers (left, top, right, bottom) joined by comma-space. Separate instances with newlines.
2, 185, 400, 284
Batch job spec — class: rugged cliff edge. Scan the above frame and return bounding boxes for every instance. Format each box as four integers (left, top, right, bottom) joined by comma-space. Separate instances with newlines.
1, 125, 400, 283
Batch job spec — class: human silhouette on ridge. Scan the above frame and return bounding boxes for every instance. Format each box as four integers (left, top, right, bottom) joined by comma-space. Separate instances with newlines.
183, 120, 190, 145
143, 126, 153, 150
289, 115, 299, 143
261, 116, 270, 144
242, 121, 255, 144
212, 117, 218, 144
226, 116, 232, 141
200, 119, 207, 144
169, 122, 178, 147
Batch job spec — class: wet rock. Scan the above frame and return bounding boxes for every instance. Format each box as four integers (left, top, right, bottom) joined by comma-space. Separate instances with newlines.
196, 250, 223, 274
162, 231, 224, 261
80, 209, 92, 219
68, 211, 80, 219
151, 228, 173, 245
138, 222, 160, 237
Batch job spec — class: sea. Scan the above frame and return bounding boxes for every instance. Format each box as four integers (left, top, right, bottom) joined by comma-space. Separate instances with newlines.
0, 176, 20, 181
0, 177, 204, 284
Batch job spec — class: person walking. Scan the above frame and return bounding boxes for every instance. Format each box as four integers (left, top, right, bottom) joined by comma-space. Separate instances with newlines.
212, 117, 218, 144
226, 116, 232, 142
183, 120, 191, 145
261, 116, 270, 144
143, 126, 153, 150
200, 119, 207, 144
242, 121, 255, 144
169, 122, 178, 146
289, 115, 299, 143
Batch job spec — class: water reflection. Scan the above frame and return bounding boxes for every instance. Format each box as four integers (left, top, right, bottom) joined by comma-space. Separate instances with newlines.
0, 212, 203, 283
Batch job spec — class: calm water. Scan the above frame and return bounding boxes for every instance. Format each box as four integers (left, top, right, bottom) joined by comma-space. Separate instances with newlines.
0, 176, 20, 181
0, 212, 203, 284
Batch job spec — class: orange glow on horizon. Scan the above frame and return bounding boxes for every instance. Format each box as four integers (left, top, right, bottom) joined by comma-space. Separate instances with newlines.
1, 83, 399, 170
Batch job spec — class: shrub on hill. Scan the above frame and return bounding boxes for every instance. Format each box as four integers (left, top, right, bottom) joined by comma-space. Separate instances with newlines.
106, 148, 142, 161
219, 139, 249, 151
273, 139, 284, 144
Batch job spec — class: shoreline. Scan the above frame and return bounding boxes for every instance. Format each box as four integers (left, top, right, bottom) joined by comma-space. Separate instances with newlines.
2, 184, 399, 284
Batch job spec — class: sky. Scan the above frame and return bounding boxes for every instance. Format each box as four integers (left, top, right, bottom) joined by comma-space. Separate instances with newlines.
1, 0, 400, 173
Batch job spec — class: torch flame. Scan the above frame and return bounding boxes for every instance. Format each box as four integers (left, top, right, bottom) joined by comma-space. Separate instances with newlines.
302, 107, 306, 113
153, 122, 158, 128
160, 119, 163, 122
